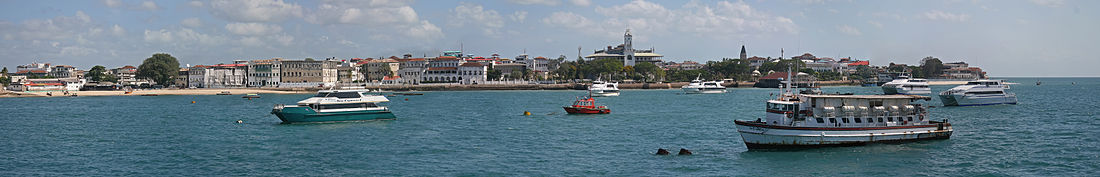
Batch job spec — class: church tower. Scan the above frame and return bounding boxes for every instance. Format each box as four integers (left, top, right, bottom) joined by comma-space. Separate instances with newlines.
740, 45, 747, 60
623, 29, 635, 66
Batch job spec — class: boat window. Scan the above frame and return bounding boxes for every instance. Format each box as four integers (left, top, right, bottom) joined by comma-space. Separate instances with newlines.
966, 91, 1004, 94
315, 92, 362, 98
870, 101, 883, 107
829, 118, 836, 123
853, 118, 862, 123
318, 103, 370, 109
866, 118, 874, 123
816, 118, 825, 123
878, 118, 884, 122
887, 117, 894, 122
907, 117, 913, 122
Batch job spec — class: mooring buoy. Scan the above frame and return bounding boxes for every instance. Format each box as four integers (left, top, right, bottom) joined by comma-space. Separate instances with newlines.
236, 120, 243, 124
656, 148, 670, 155
523, 111, 531, 116
678, 148, 692, 155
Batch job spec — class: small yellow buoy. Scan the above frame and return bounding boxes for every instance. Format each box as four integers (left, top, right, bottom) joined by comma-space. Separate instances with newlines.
236, 120, 243, 124
191, 101, 196, 104
523, 111, 531, 116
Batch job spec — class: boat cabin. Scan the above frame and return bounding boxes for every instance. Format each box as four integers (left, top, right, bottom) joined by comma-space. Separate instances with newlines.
764, 94, 931, 128
296, 90, 389, 112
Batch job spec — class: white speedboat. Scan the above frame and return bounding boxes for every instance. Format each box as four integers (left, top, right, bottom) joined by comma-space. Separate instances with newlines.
881, 76, 931, 95
938, 80, 1017, 106
734, 73, 951, 149
271, 89, 396, 123
588, 80, 620, 97
681, 77, 727, 94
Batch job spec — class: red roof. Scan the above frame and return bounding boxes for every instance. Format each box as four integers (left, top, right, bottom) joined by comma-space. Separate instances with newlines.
460, 63, 484, 67
847, 61, 869, 66
759, 72, 793, 80
397, 58, 426, 62
16, 70, 48, 74
427, 67, 457, 71
122, 66, 136, 69
382, 75, 400, 81
465, 58, 493, 61
433, 56, 461, 61
534, 56, 547, 59
212, 64, 246, 67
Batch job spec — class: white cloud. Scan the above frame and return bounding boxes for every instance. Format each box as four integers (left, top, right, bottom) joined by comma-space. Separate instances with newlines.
511, 11, 528, 22
570, 0, 591, 6
144, 28, 226, 45
210, 0, 303, 22
188, 1, 204, 7
403, 21, 444, 40
542, 11, 594, 29
75, 11, 91, 23
104, 0, 122, 8
920, 10, 970, 22
225, 23, 283, 36
144, 29, 174, 43
836, 25, 861, 36
141, 1, 159, 10
111, 24, 126, 36
451, 3, 505, 36
303, 1, 443, 40
60, 46, 99, 56
239, 36, 263, 46
181, 18, 203, 28
9, 11, 94, 41
1029, 0, 1065, 7
507, 0, 560, 6
272, 34, 294, 46
868, 21, 883, 28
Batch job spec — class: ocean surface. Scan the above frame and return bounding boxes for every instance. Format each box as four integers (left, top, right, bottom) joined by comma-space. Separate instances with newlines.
1, 77, 1097, 176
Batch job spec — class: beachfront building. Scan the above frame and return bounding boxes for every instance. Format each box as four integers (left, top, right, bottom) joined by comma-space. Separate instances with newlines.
678, 61, 704, 70
397, 58, 428, 84
527, 57, 551, 79
422, 66, 458, 83
336, 60, 360, 83
748, 56, 768, 69
942, 62, 986, 79
280, 59, 338, 88
205, 64, 248, 88
584, 29, 664, 66
175, 68, 189, 88
494, 63, 526, 79
187, 65, 209, 88
48, 65, 77, 78
364, 58, 400, 82
15, 62, 51, 78
247, 59, 281, 88
109, 66, 149, 86
459, 63, 487, 84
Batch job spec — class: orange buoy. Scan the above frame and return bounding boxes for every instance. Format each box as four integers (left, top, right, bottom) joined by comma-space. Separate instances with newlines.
191, 101, 196, 104
404, 98, 409, 101
523, 111, 531, 116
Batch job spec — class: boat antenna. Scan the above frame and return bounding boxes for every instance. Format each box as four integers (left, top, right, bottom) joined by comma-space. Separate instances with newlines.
786, 66, 793, 96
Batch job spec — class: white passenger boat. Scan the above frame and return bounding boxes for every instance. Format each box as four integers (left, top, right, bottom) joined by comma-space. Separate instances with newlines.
588, 80, 620, 97
938, 80, 1017, 106
881, 76, 931, 95
734, 72, 952, 149
681, 76, 727, 94
271, 89, 396, 123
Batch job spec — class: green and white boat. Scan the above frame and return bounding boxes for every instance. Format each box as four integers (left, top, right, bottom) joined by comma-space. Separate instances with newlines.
271, 90, 396, 123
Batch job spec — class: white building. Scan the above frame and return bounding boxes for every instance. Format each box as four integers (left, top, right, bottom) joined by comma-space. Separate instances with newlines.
396, 58, 428, 84
247, 59, 281, 87
584, 29, 663, 66
459, 62, 487, 84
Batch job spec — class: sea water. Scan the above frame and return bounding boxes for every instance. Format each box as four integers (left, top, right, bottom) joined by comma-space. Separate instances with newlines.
1, 77, 1097, 176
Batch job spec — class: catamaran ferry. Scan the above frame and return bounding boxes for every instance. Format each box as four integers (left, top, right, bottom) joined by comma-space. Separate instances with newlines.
271, 90, 396, 123
734, 73, 952, 149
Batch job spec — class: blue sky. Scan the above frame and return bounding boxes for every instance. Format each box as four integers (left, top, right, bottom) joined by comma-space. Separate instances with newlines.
0, 0, 1096, 77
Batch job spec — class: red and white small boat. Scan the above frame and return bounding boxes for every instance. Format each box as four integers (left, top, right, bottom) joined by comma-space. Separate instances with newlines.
563, 96, 610, 114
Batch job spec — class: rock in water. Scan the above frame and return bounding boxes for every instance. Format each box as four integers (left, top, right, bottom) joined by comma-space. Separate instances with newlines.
656, 148, 670, 155
678, 148, 692, 155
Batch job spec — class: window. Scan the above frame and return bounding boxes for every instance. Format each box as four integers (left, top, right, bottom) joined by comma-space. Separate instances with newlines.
829, 118, 836, 123
854, 118, 862, 123
907, 117, 913, 121
888, 117, 894, 122
816, 118, 825, 123
878, 118, 884, 122
867, 118, 874, 123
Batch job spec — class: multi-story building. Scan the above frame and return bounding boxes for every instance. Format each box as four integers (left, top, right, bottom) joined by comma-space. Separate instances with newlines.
205, 64, 248, 88
584, 29, 664, 66
48, 65, 76, 78
175, 68, 189, 88
187, 65, 210, 88
247, 59, 281, 87
678, 61, 704, 70
396, 58, 427, 84
15, 62, 51, 78
336, 60, 360, 83
364, 58, 399, 82
279, 59, 337, 88
111, 66, 144, 85
459, 62, 488, 84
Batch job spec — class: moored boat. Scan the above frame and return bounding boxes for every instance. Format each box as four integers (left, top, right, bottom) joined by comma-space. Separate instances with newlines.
216, 91, 232, 95
242, 93, 260, 98
734, 71, 952, 149
588, 80, 620, 97
270, 90, 396, 123
881, 76, 931, 95
563, 96, 610, 114
938, 80, 1017, 106
681, 75, 727, 94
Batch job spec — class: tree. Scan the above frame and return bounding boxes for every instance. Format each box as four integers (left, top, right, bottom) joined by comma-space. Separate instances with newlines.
305, 58, 315, 61
920, 57, 944, 79
136, 53, 181, 86
633, 62, 661, 82
0, 67, 8, 87
87, 65, 108, 82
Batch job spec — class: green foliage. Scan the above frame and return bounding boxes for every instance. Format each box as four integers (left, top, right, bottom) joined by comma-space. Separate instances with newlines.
582, 58, 623, 79
853, 65, 874, 80
758, 59, 804, 73
305, 58, 315, 61
487, 68, 502, 81
632, 62, 664, 82
920, 57, 944, 78
86, 65, 109, 82
706, 58, 752, 81
667, 69, 711, 82
136, 53, 180, 86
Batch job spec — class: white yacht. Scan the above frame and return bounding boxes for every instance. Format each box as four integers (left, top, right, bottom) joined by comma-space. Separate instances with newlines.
681, 76, 727, 94
938, 80, 1017, 106
881, 76, 931, 95
734, 73, 952, 149
588, 80, 620, 97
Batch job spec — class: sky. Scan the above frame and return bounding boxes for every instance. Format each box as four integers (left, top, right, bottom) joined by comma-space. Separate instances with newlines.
0, 0, 1096, 77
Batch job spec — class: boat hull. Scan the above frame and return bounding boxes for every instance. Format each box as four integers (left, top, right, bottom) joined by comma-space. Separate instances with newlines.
734, 120, 952, 149
682, 87, 727, 94
272, 107, 396, 123
882, 86, 931, 95
938, 94, 1017, 106
589, 90, 620, 97
563, 107, 610, 114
